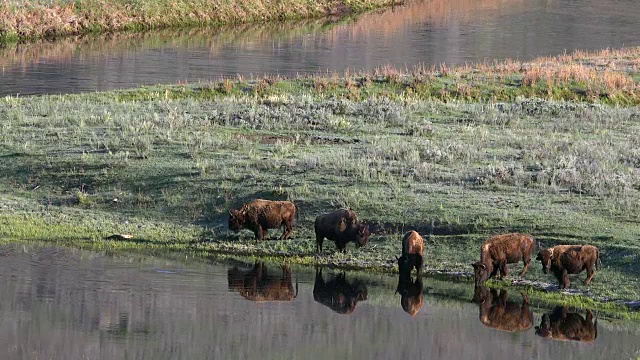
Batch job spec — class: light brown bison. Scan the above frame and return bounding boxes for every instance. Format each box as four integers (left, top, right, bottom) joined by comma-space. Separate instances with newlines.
227, 262, 298, 302
536, 245, 600, 289
313, 268, 368, 315
535, 306, 598, 342
471, 233, 535, 285
472, 286, 533, 332
314, 208, 370, 253
396, 273, 423, 317
397, 230, 424, 276
228, 199, 297, 240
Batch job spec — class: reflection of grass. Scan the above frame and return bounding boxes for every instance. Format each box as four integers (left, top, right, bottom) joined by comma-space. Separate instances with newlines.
0, 0, 400, 44
0, 48, 639, 312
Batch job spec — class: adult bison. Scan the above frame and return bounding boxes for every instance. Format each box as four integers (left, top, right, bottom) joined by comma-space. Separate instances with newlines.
227, 262, 298, 302
396, 271, 423, 317
472, 286, 532, 332
471, 233, 535, 285
536, 244, 600, 289
535, 306, 598, 342
313, 268, 368, 315
314, 208, 370, 253
397, 230, 424, 276
228, 199, 297, 240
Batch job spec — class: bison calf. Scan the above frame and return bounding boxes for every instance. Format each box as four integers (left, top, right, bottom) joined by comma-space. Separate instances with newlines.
535, 306, 598, 342
536, 245, 600, 289
471, 233, 535, 285
472, 286, 533, 332
228, 199, 297, 240
397, 230, 424, 277
314, 208, 370, 253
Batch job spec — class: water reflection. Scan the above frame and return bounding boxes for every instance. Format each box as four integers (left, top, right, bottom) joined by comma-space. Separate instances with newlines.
396, 271, 424, 317
535, 306, 598, 343
313, 268, 368, 315
472, 286, 533, 332
227, 262, 298, 302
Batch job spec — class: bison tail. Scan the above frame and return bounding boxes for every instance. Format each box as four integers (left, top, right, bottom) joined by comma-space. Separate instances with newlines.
596, 248, 601, 270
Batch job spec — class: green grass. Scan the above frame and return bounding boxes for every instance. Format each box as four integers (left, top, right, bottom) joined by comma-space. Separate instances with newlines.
0, 48, 639, 314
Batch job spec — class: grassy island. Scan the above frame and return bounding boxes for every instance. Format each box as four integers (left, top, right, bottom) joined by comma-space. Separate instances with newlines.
1, 47, 639, 316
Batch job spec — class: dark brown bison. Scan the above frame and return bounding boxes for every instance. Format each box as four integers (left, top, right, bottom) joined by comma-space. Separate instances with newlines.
536, 245, 600, 289
397, 230, 424, 276
472, 286, 533, 332
535, 306, 598, 342
313, 268, 368, 315
228, 199, 297, 240
471, 233, 535, 285
396, 272, 423, 317
227, 262, 298, 301
314, 208, 370, 253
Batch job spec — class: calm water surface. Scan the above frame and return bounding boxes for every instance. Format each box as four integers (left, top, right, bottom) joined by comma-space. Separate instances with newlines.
1, 0, 639, 96
0, 243, 639, 359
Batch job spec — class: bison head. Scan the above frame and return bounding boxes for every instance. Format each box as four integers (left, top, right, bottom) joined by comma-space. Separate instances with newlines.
471, 261, 492, 285
536, 249, 553, 274
354, 223, 370, 248
228, 209, 245, 232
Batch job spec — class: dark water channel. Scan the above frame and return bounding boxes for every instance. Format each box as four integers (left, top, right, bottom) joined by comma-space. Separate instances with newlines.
1, 0, 639, 96
0, 243, 639, 359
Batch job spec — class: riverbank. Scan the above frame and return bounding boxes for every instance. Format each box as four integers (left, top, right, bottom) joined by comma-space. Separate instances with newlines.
0, 0, 401, 44
1, 48, 639, 314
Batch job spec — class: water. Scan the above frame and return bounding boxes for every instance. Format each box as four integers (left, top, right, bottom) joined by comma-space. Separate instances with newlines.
1, 0, 639, 96
0, 243, 639, 359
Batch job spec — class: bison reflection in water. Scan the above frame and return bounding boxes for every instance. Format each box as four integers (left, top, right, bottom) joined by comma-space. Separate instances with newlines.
227, 262, 298, 301
535, 306, 598, 342
472, 286, 532, 332
313, 268, 368, 315
396, 270, 423, 317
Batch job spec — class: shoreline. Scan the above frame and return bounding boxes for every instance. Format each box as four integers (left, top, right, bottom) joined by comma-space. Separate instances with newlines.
0, 0, 402, 44
0, 47, 639, 316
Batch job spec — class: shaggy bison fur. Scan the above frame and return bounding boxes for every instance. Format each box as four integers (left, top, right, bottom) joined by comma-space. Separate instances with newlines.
471, 233, 535, 285
536, 245, 600, 289
228, 199, 297, 240
314, 208, 370, 253
397, 230, 425, 277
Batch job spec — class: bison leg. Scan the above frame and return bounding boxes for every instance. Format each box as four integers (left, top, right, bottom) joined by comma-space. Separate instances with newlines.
255, 226, 266, 241
559, 270, 570, 289
498, 262, 508, 279
519, 256, 531, 277
315, 236, 324, 253
280, 219, 293, 240
584, 265, 595, 285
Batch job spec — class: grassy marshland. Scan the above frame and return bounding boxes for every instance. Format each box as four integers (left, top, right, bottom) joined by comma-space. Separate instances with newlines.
0, 0, 401, 44
0, 48, 639, 311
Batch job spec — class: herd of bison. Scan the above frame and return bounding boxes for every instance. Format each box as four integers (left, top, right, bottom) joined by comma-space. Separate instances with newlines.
227, 199, 601, 342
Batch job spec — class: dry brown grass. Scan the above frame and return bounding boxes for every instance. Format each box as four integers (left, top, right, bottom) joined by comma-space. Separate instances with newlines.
0, 0, 402, 43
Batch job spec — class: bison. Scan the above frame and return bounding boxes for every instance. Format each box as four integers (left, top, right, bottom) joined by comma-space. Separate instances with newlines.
227, 262, 298, 302
313, 268, 368, 315
314, 208, 370, 253
228, 199, 297, 240
535, 306, 598, 342
396, 271, 423, 317
536, 244, 600, 289
471, 233, 535, 285
472, 286, 532, 332
397, 230, 424, 277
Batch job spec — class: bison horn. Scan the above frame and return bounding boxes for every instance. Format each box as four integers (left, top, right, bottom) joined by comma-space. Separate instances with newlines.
480, 263, 486, 269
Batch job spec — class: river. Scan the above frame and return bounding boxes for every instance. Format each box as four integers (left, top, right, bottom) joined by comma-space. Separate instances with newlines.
1, 0, 639, 96
0, 243, 639, 359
